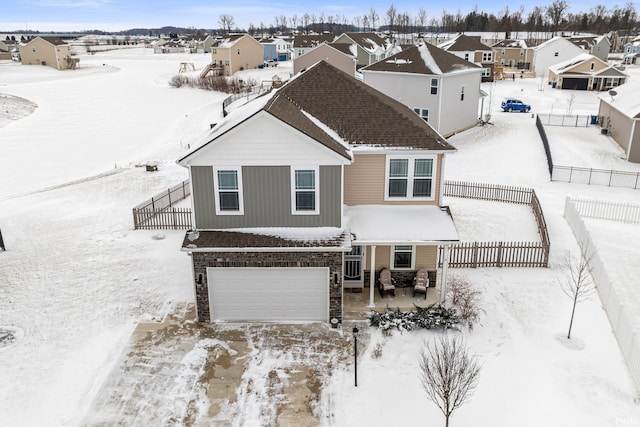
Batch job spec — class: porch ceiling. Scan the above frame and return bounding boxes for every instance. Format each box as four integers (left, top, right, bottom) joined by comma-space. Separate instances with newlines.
344, 204, 459, 244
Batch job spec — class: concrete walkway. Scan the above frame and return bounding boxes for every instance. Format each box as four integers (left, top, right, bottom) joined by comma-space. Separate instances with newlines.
84, 303, 367, 426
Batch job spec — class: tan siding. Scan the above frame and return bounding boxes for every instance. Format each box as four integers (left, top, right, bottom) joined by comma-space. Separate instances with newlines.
363, 245, 391, 270
415, 246, 437, 269
19, 38, 70, 70
629, 123, 640, 163
570, 60, 605, 73
344, 153, 443, 205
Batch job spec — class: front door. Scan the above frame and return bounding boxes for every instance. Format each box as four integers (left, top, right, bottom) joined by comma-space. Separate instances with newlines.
344, 245, 364, 287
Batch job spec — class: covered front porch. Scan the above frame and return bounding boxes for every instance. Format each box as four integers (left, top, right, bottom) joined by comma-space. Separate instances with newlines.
342, 284, 442, 321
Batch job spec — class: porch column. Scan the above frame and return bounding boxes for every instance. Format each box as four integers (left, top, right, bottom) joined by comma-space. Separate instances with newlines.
440, 244, 451, 304
368, 245, 376, 308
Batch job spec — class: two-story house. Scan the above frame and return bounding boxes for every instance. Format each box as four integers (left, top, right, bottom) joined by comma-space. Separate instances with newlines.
438, 34, 495, 81
332, 32, 400, 69
293, 42, 356, 75
623, 35, 640, 65
292, 34, 335, 60
360, 43, 484, 138
18, 37, 78, 70
177, 61, 458, 323
492, 39, 533, 70
567, 35, 610, 62
210, 34, 264, 76
530, 36, 583, 77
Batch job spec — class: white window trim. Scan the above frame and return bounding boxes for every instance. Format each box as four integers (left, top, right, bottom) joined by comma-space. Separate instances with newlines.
291, 166, 320, 215
384, 154, 437, 201
213, 167, 244, 215
413, 107, 429, 122
390, 245, 416, 270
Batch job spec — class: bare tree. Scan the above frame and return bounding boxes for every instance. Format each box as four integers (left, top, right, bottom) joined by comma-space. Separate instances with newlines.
417, 7, 428, 31
218, 14, 235, 33
560, 247, 596, 339
419, 334, 481, 427
386, 4, 398, 33
290, 14, 298, 32
546, 0, 570, 35
369, 8, 379, 31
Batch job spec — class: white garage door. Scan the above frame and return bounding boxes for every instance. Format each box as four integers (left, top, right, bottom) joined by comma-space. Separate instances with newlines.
207, 267, 329, 322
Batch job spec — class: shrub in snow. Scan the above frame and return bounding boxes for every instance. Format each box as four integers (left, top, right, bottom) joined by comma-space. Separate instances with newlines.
447, 275, 482, 330
369, 304, 460, 332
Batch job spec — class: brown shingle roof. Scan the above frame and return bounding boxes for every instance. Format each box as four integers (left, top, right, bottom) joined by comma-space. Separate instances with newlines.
181, 229, 349, 250
293, 34, 335, 48
327, 42, 355, 56
361, 44, 480, 75
440, 34, 491, 52
265, 60, 454, 150
338, 32, 387, 50
39, 37, 67, 46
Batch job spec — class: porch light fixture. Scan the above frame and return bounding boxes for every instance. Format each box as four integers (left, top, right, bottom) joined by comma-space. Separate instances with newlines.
352, 327, 359, 387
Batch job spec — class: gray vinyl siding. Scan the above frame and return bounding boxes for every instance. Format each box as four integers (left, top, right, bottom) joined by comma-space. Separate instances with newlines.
192, 165, 342, 229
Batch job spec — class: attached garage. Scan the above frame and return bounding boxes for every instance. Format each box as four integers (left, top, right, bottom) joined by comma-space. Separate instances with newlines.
561, 77, 588, 90
207, 267, 329, 322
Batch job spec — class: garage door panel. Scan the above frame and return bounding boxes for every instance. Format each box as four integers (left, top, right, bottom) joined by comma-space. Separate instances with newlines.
207, 267, 329, 322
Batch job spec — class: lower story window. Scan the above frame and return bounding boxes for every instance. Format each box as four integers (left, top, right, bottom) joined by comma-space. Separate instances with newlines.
393, 245, 413, 269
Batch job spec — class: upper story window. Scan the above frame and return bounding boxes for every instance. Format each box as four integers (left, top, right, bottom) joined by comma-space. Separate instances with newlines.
501, 48, 506, 55
413, 107, 429, 122
291, 167, 319, 214
482, 52, 492, 62
297, 49, 305, 56
554, 51, 559, 57
237, 48, 241, 54
464, 53, 470, 61
213, 48, 217, 54
214, 168, 244, 215
430, 78, 438, 95
385, 156, 435, 200
482, 67, 491, 77
590, 62, 595, 70
460, 85, 465, 101
520, 49, 524, 56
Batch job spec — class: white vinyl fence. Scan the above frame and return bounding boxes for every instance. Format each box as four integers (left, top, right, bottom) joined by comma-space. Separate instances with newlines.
564, 197, 640, 391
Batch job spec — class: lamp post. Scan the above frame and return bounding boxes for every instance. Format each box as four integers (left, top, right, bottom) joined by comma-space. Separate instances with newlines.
352, 326, 359, 387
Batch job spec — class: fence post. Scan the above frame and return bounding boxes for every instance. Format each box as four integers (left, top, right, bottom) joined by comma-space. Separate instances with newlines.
133, 208, 138, 229
497, 241, 503, 268
609, 170, 613, 187
168, 189, 172, 207
151, 197, 155, 210
473, 242, 479, 268
589, 168, 593, 185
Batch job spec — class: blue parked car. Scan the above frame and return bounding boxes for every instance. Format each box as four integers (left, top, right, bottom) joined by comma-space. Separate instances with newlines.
501, 98, 531, 112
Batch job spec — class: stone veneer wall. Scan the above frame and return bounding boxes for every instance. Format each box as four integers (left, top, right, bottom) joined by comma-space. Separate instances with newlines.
191, 251, 343, 323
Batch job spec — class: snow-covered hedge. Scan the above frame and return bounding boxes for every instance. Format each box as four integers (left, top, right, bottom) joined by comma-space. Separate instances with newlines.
369, 304, 460, 332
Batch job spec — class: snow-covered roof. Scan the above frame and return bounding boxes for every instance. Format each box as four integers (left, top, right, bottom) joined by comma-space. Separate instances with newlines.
548, 53, 599, 74
345, 205, 459, 244
599, 79, 640, 119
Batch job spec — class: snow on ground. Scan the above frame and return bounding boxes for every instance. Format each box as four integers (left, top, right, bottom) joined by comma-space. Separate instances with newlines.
1, 50, 640, 426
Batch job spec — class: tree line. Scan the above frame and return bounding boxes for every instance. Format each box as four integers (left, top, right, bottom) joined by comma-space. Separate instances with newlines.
217, 1, 638, 38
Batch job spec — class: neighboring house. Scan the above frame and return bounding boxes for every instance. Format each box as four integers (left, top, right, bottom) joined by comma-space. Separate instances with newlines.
293, 42, 356, 76
274, 36, 293, 61
332, 32, 400, 68
548, 53, 628, 91
177, 60, 458, 323
292, 34, 335, 59
597, 79, 640, 163
360, 43, 484, 138
567, 35, 610, 62
18, 36, 78, 70
438, 34, 495, 81
193, 34, 215, 53
0, 40, 12, 60
492, 39, 533, 70
153, 40, 188, 54
623, 35, 640, 64
530, 36, 583, 77
260, 38, 279, 62
210, 34, 264, 76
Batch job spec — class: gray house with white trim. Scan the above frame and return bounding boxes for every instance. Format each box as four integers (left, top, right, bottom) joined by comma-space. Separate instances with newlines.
177, 61, 459, 323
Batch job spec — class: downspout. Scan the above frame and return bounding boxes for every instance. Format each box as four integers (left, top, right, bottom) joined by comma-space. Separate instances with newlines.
438, 154, 446, 207
368, 245, 376, 307
437, 77, 443, 134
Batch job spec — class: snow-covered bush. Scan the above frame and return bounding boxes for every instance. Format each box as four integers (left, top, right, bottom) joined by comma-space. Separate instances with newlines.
447, 276, 482, 329
369, 304, 460, 332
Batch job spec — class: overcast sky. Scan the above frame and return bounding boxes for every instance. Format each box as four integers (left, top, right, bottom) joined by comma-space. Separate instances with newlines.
0, 0, 633, 33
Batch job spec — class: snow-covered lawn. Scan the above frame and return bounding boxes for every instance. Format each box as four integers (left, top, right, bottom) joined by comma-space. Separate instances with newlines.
1, 49, 640, 426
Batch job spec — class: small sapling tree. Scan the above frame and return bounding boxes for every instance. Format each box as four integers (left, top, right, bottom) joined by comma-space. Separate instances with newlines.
418, 334, 481, 427
560, 246, 596, 339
